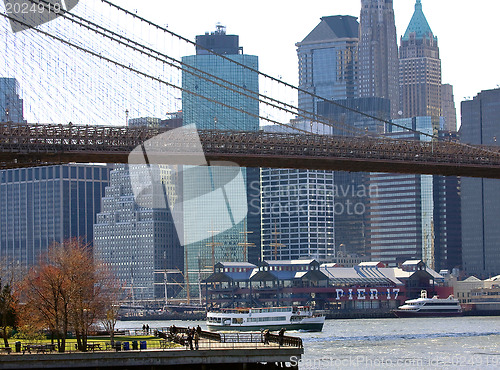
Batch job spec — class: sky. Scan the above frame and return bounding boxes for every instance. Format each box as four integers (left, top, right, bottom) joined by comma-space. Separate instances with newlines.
120, 0, 500, 126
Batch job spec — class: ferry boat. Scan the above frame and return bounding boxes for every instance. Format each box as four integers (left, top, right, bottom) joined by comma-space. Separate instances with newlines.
393, 290, 462, 318
206, 306, 325, 332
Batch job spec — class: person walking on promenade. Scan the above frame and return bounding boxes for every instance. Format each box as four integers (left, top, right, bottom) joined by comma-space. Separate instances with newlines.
187, 331, 194, 350
194, 331, 199, 350
263, 329, 270, 345
278, 328, 286, 346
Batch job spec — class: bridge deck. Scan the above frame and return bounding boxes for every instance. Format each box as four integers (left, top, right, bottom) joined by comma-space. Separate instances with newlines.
2, 123, 500, 178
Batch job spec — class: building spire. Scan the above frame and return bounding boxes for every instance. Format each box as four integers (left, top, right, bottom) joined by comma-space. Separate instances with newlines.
402, 0, 436, 41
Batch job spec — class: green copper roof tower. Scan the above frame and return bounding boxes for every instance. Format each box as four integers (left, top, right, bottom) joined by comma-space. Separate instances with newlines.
402, 0, 437, 41
399, 0, 442, 120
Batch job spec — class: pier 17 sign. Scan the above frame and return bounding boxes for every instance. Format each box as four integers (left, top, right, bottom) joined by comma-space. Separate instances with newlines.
333, 288, 401, 301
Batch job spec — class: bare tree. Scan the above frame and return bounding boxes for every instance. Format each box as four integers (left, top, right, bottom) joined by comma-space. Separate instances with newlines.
99, 271, 122, 347
23, 256, 70, 352
21, 238, 122, 352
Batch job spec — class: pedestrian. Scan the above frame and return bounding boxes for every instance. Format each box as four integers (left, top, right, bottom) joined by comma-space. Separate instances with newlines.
142, 324, 146, 333
194, 331, 199, 350
278, 328, 285, 346
146, 324, 150, 334
187, 331, 194, 350
263, 329, 270, 345
196, 325, 201, 334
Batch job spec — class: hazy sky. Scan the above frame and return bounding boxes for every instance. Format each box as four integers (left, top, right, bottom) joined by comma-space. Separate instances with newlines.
120, 0, 500, 125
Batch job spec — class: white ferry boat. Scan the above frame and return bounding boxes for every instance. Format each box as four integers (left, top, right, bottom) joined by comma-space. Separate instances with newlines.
207, 306, 325, 332
393, 290, 462, 318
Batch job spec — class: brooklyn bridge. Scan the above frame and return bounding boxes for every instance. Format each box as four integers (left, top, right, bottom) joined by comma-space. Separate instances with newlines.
1, 122, 500, 179
1, 1, 499, 179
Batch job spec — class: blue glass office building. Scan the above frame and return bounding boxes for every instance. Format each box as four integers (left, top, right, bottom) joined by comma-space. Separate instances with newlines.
460, 88, 500, 278
181, 26, 260, 296
0, 77, 26, 123
261, 16, 364, 262
296, 16, 359, 116
0, 164, 111, 267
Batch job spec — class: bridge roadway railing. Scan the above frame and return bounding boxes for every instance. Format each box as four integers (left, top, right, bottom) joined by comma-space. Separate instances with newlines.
199, 130, 500, 166
2, 122, 500, 172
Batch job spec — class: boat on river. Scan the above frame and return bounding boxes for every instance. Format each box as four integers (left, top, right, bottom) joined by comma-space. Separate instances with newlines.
207, 306, 325, 332
393, 290, 462, 318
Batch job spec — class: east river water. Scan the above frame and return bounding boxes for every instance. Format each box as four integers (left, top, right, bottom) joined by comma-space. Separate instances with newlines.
117, 316, 500, 369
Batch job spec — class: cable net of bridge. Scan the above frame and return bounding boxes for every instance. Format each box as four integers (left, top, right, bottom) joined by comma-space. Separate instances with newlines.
0, 1, 427, 136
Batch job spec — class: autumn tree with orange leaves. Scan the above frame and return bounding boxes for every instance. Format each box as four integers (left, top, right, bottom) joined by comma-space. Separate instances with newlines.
21, 238, 120, 352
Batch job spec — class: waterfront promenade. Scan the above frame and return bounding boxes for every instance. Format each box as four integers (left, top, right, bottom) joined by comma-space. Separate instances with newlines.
0, 327, 303, 369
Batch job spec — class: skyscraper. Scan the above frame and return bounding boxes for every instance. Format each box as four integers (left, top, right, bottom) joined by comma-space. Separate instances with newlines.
460, 88, 500, 278
0, 77, 26, 123
0, 164, 111, 267
317, 97, 390, 258
93, 164, 183, 301
396, 0, 461, 271
366, 117, 461, 270
260, 149, 336, 262
260, 16, 361, 262
441, 84, 457, 132
399, 0, 441, 121
358, 0, 400, 119
367, 117, 435, 267
433, 140, 462, 273
181, 26, 260, 295
182, 25, 259, 131
296, 15, 359, 115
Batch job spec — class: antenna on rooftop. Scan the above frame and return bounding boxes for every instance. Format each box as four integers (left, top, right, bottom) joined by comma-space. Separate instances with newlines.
215, 23, 226, 35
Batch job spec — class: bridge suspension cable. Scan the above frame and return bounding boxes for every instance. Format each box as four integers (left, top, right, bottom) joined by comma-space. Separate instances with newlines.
99, 0, 437, 140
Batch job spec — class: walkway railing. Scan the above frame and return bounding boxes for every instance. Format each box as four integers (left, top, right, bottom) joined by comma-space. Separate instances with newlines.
156, 326, 303, 349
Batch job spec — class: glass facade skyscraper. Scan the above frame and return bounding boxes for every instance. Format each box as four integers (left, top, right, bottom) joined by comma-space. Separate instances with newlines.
0, 164, 111, 267
181, 26, 260, 296
0, 77, 26, 123
260, 16, 361, 263
460, 88, 500, 278
358, 0, 400, 119
296, 16, 359, 116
